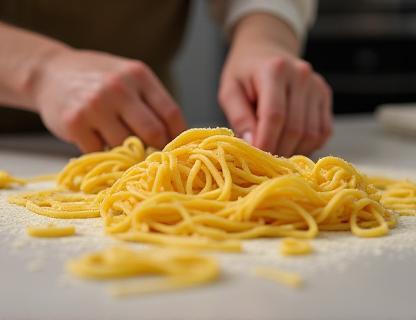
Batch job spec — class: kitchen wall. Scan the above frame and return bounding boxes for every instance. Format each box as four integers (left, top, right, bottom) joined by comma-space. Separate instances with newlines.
305, 0, 416, 113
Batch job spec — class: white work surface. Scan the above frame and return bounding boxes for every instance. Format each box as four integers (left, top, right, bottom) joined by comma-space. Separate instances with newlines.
0, 115, 416, 320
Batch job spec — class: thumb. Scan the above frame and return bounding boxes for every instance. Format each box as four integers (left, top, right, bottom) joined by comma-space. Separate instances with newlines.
218, 80, 256, 145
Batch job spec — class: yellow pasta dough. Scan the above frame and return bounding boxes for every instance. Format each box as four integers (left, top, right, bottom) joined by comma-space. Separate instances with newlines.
369, 177, 416, 216
255, 266, 303, 288
280, 238, 313, 256
67, 246, 219, 296
57, 137, 147, 193
6, 127, 416, 294
0, 170, 26, 189
100, 128, 396, 241
27, 224, 75, 238
10, 128, 399, 243
9, 189, 100, 219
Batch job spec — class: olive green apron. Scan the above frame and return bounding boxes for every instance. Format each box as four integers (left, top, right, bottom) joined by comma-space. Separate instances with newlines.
0, 0, 190, 132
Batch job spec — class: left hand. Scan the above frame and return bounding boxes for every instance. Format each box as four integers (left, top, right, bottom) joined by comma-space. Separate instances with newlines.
218, 14, 332, 157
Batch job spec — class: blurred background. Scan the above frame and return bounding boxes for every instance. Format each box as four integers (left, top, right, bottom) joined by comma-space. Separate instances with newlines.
2, 0, 416, 130
174, 0, 416, 126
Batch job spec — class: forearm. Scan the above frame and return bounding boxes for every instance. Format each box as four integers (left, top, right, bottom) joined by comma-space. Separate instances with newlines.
0, 22, 69, 111
230, 13, 301, 57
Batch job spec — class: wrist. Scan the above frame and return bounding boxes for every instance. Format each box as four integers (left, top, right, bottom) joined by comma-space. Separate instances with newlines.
230, 13, 300, 57
25, 43, 71, 112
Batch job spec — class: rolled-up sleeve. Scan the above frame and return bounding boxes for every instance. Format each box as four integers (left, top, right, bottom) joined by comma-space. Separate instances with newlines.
210, 0, 317, 40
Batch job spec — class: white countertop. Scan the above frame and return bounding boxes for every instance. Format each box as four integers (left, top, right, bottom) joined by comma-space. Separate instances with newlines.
0, 115, 415, 320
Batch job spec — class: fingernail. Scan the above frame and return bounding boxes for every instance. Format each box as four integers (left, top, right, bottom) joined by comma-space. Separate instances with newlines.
242, 131, 253, 145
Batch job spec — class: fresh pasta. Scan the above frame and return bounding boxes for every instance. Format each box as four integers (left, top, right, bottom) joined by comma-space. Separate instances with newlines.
0, 170, 26, 189
4, 127, 416, 295
368, 177, 416, 216
27, 224, 75, 238
9, 188, 101, 219
67, 246, 219, 296
10, 128, 399, 243
255, 266, 303, 288
0, 170, 56, 189
100, 128, 396, 242
57, 137, 147, 193
280, 238, 313, 256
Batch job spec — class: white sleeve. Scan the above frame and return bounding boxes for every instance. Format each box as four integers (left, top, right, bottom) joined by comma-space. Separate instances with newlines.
210, 0, 317, 40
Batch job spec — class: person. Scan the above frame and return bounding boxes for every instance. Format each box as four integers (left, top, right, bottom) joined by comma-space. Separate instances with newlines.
0, 0, 332, 157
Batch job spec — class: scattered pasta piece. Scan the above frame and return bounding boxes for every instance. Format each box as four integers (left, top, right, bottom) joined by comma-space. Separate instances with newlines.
374, 179, 416, 216
280, 238, 313, 256
0, 170, 26, 189
25, 173, 57, 183
27, 224, 76, 238
9, 189, 100, 219
255, 266, 303, 288
67, 246, 219, 296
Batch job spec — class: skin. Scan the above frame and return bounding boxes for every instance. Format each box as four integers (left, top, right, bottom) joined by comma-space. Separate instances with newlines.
0, 12, 332, 156
0, 23, 186, 152
34, 50, 186, 152
219, 13, 333, 157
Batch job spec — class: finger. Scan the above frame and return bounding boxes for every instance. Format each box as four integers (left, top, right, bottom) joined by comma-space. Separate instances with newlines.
74, 129, 104, 153
94, 114, 132, 148
254, 59, 288, 153
317, 75, 333, 148
295, 86, 321, 155
218, 80, 256, 144
62, 110, 104, 153
275, 64, 312, 157
130, 63, 187, 139
120, 97, 169, 149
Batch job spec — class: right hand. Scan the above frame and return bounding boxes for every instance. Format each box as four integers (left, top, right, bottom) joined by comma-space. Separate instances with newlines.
34, 49, 187, 152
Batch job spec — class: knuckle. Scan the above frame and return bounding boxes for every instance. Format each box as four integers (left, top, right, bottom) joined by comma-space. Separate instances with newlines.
218, 86, 233, 106
144, 123, 165, 140
307, 131, 320, 143
230, 114, 248, 131
297, 61, 313, 73
103, 73, 132, 97
109, 136, 127, 148
164, 106, 181, 120
314, 74, 332, 98
323, 82, 333, 100
128, 61, 150, 79
267, 57, 287, 74
323, 124, 333, 138
83, 92, 102, 110
104, 72, 124, 90
286, 127, 303, 139
84, 97, 105, 114
296, 61, 313, 79
265, 108, 286, 123
63, 109, 83, 134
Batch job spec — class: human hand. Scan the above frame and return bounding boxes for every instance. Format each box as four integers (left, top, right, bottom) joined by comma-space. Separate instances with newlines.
219, 14, 332, 157
34, 49, 186, 152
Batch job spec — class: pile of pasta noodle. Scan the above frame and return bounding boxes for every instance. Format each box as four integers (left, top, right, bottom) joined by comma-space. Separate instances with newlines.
67, 246, 219, 296
6, 127, 416, 294
100, 128, 398, 240
9, 128, 401, 244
